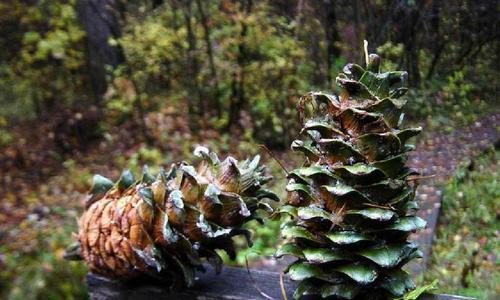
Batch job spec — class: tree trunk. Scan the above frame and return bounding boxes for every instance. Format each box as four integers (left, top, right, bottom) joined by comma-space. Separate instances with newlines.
76, 0, 125, 105
195, 0, 221, 117
321, 0, 340, 84
426, 0, 444, 80
395, 2, 423, 87
227, 0, 252, 131
183, 0, 205, 128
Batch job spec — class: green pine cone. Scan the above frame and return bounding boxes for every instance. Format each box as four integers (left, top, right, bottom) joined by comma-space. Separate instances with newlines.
277, 53, 425, 300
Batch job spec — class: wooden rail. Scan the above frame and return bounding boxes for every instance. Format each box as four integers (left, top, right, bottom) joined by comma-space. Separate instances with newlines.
87, 266, 476, 300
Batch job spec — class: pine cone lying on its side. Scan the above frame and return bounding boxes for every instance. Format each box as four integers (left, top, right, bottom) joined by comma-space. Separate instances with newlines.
67, 147, 278, 287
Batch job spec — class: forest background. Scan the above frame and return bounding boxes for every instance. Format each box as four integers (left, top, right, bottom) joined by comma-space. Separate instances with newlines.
0, 1, 498, 299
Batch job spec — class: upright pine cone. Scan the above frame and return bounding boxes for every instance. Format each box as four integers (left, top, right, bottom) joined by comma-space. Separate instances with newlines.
276, 53, 425, 299
72, 147, 278, 287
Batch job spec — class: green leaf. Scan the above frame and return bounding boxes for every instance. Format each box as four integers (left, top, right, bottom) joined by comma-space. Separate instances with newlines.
397, 169, 419, 182
162, 164, 177, 181
116, 170, 135, 192
390, 87, 408, 99
211, 228, 252, 246
286, 183, 314, 201
275, 243, 304, 259
63, 242, 82, 261
335, 263, 378, 284
397, 279, 438, 300
247, 155, 260, 170
89, 174, 114, 196
346, 208, 396, 222
325, 231, 370, 245
397, 200, 419, 212
194, 146, 221, 166
168, 189, 185, 208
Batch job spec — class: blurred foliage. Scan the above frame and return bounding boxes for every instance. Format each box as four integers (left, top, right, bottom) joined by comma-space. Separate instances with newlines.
405, 70, 489, 132
0, 161, 91, 300
423, 148, 499, 299
0, 0, 86, 119
111, 1, 311, 147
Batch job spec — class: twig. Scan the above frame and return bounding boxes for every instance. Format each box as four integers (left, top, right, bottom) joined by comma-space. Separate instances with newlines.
364, 40, 369, 66
259, 144, 289, 175
363, 202, 396, 211
406, 174, 437, 181
245, 254, 274, 300
280, 272, 288, 300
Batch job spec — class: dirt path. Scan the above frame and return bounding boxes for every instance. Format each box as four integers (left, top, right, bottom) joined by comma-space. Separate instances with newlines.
408, 113, 499, 275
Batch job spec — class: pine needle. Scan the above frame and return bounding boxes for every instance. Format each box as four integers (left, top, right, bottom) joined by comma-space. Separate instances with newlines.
259, 144, 289, 175
280, 272, 288, 300
406, 174, 437, 181
363, 202, 396, 211
245, 254, 274, 300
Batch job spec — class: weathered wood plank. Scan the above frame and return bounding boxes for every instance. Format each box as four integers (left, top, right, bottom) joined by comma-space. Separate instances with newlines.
87, 266, 476, 300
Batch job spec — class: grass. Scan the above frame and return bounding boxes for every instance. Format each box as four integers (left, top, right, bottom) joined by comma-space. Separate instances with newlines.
0, 162, 91, 300
424, 147, 499, 299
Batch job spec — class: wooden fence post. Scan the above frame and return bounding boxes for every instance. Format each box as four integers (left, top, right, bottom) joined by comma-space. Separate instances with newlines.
87, 265, 477, 300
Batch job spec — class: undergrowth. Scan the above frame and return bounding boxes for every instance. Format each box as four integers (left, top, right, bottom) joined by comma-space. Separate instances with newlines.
424, 147, 499, 299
